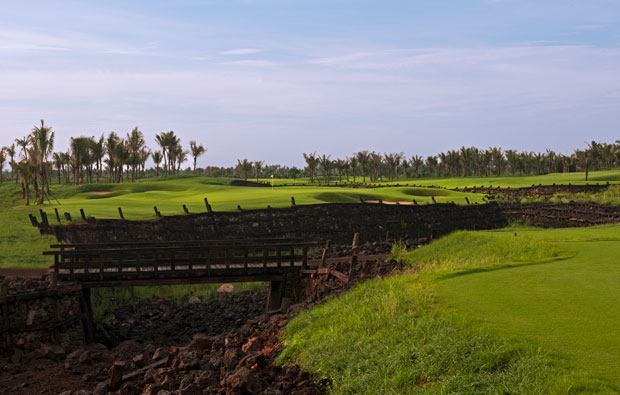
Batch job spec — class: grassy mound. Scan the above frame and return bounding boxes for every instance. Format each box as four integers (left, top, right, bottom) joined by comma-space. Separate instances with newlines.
277, 229, 617, 393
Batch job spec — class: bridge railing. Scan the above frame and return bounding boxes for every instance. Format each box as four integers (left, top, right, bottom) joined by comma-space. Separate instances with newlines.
44, 239, 319, 285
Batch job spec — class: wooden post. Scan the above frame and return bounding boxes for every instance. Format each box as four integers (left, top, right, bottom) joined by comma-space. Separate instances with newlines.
79, 287, 95, 344
80, 208, 86, 220
110, 361, 125, 391
266, 279, 285, 312
118, 207, 124, 220
0, 283, 10, 352
54, 208, 61, 223
352, 232, 359, 249
413, 199, 418, 205
29, 214, 39, 227
291, 197, 296, 207
204, 197, 209, 211
154, 207, 161, 218
64, 212, 72, 222
39, 210, 49, 228
431, 196, 436, 204
349, 255, 358, 281
319, 240, 331, 269
465, 197, 470, 205
183, 205, 190, 215
49, 273, 60, 342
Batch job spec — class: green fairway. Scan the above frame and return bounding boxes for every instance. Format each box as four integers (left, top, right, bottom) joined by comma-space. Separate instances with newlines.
46, 176, 480, 221
279, 169, 619, 189
2, 168, 620, 269
436, 225, 620, 387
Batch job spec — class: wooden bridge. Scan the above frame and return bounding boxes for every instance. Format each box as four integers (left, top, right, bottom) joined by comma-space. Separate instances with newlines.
43, 238, 320, 342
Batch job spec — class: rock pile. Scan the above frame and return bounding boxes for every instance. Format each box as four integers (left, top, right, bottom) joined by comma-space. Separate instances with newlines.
97, 291, 266, 347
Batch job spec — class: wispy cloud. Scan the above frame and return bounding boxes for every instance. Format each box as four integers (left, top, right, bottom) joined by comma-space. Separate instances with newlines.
219, 48, 262, 56
221, 59, 275, 67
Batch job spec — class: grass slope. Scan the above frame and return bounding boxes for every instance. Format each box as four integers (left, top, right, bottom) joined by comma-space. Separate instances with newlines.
277, 228, 619, 393
436, 225, 620, 387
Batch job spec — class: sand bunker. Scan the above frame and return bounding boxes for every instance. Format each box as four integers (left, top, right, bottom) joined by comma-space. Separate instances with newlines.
86, 191, 112, 195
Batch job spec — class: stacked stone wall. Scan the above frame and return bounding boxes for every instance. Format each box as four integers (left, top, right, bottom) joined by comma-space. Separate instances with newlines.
0, 277, 84, 357
43, 202, 508, 245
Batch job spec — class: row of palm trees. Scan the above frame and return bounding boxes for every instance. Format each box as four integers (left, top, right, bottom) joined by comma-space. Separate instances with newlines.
0, 121, 207, 204
302, 142, 609, 184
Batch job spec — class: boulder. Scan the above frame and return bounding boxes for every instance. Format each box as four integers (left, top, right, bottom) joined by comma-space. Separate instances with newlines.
217, 284, 234, 296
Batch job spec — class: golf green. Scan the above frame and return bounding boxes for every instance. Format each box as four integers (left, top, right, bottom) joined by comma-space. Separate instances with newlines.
436, 226, 620, 385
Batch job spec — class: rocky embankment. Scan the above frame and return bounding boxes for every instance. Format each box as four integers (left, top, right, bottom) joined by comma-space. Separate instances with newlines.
1, 244, 407, 394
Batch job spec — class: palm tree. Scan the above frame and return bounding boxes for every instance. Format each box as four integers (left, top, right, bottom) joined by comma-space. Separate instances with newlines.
303, 152, 319, 183
254, 160, 264, 181
3, 144, 16, 182
384, 153, 396, 180
348, 156, 358, 183
425, 156, 438, 177
237, 159, 252, 180
490, 147, 504, 176
319, 154, 331, 184
53, 152, 63, 184
15, 161, 34, 205
574, 149, 593, 181
126, 127, 145, 182
504, 150, 519, 176
0, 148, 5, 184
333, 159, 346, 182
91, 136, 104, 184
30, 120, 55, 203
152, 151, 163, 176
410, 155, 424, 178
189, 141, 206, 173
356, 151, 370, 183
369, 152, 383, 182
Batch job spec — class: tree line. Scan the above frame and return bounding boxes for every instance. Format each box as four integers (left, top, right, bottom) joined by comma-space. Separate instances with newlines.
0, 121, 206, 204
297, 142, 607, 184
0, 120, 614, 205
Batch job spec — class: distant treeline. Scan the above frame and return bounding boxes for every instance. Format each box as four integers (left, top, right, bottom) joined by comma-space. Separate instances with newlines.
0, 120, 612, 205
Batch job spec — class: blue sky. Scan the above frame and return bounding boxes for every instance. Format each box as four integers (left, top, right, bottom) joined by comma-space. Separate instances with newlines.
1, 0, 620, 167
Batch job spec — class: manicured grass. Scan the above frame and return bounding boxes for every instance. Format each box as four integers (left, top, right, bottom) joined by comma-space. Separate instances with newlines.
277, 227, 620, 393
0, 177, 482, 268
46, 177, 480, 221
0, 184, 56, 267
436, 225, 620, 387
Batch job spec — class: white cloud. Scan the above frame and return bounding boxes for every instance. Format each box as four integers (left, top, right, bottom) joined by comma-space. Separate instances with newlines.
220, 59, 275, 67
2, 45, 620, 164
219, 48, 262, 55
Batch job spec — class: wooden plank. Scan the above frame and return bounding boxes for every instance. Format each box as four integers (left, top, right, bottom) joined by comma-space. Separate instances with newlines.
81, 274, 284, 288
329, 269, 349, 283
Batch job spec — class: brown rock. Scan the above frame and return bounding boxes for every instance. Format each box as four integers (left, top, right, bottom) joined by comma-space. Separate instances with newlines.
187, 333, 212, 352
225, 366, 262, 393
241, 337, 261, 354
217, 283, 234, 296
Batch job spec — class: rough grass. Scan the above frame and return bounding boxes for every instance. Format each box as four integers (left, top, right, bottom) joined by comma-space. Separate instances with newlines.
277, 228, 618, 393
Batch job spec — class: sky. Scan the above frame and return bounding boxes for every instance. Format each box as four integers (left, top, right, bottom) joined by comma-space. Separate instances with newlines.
1, 0, 620, 168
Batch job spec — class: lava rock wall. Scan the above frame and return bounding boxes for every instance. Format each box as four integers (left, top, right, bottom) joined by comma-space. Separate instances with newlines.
501, 202, 620, 227
43, 202, 508, 245
0, 278, 84, 357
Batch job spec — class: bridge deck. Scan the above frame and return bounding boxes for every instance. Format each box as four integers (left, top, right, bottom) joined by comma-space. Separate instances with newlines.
44, 239, 319, 287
